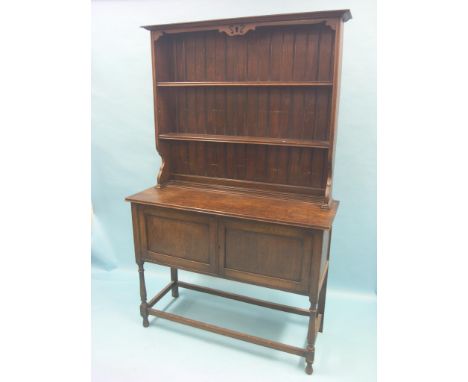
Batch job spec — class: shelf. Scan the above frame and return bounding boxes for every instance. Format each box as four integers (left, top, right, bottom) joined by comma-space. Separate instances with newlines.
158, 133, 330, 148
157, 81, 333, 87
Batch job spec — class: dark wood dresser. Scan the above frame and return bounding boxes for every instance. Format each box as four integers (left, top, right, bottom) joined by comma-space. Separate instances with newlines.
126, 9, 351, 375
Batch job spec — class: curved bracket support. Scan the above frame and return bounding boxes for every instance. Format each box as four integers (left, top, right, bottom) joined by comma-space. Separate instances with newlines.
151, 31, 164, 42
324, 19, 338, 31
321, 176, 333, 209
156, 159, 170, 188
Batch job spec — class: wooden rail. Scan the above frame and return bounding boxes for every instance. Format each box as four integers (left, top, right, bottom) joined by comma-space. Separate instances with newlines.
147, 308, 307, 356
147, 281, 175, 308
144, 280, 315, 359
178, 281, 312, 316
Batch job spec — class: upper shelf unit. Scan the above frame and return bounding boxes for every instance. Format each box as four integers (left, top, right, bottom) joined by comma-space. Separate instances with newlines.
147, 12, 349, 200
157, 81, 333, 87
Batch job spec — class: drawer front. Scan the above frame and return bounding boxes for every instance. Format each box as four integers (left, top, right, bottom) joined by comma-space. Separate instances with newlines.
218, 218, 313, 293
138, 206, 217, 273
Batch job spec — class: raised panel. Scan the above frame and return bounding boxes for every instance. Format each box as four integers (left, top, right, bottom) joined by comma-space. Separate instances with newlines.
225, 229, 303, 281
139, 206, 217, 273
146, 215, 210, 263
219, 218, 313, 293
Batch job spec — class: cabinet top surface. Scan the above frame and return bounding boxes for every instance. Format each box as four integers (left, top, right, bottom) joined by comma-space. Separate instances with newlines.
142, 9, 351, 31
126, 185, 339, 230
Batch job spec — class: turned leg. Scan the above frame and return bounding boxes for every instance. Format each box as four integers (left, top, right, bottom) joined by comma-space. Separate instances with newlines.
137, 261, 149, 327
318, 271, 328, 333
305, 301, 318, 375
170, 267, 179, 298
319, 228, 332, 332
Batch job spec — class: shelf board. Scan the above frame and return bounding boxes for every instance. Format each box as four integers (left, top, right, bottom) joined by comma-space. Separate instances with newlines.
158, 133, 330, 149
157, 81, 333, 87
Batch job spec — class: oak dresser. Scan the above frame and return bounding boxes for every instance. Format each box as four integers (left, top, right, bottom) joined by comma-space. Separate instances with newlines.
126, 9, 351, 375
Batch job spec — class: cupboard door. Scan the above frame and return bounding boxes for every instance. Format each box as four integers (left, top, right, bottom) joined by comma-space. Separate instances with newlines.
138, 206, 217, 274
218, 218, 313, 293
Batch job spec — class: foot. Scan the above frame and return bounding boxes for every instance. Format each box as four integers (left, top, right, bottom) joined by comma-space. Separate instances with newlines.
305, 363, 313, 375
143, 317, 149, 327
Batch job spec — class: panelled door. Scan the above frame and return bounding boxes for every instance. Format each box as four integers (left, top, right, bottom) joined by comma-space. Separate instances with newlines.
217, 218, 314, 293
138, 206, 217, 274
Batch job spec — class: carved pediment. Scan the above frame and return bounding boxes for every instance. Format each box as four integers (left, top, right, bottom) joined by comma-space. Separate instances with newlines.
218, 24, 256, 36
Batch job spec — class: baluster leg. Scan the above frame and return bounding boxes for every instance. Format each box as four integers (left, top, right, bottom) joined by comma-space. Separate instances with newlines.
170, 267, 179, 298
305, 300, 317, 375
319, 228, 332, 332
137, 261, 149, 327
318, 271, 328, 332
